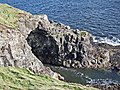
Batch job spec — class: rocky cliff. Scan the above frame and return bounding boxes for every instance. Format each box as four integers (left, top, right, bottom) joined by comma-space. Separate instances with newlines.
26, 15, 111, 69
26, 12, 120, 71
0, 3, 120, 76
0, 4, 63, 78
1, 4, 120, 90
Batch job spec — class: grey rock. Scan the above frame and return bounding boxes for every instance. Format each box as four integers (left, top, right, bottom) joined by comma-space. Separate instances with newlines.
26, 16, 111, 69
0, 15, 61, 78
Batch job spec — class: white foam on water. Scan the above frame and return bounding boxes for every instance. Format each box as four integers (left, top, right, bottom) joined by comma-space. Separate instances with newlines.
93, 36, 120, 46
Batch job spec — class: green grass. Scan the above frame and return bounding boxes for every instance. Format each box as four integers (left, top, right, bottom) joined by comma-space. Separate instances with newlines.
0, 4, 30, 29
0, 67, 98, 90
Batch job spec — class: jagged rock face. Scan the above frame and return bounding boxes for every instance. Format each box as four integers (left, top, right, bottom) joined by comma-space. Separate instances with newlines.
97, 43, 120, 71
0, 25, 43, 72
27, 16, 110, 69
110, 50, 120, 70
0, 15, 58, 77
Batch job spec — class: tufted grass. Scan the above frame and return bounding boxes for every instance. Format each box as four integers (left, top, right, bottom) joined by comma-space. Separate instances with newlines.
0, 67, 98, 90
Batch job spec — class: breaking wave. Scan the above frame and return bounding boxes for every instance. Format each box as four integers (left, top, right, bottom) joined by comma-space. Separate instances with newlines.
93, 36, 120, 46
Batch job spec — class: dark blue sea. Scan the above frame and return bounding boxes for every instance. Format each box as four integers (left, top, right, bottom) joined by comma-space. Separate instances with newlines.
0, 0, 120, 46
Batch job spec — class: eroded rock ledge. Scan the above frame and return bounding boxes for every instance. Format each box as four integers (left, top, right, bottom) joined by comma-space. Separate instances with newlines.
26, 15, 112, 69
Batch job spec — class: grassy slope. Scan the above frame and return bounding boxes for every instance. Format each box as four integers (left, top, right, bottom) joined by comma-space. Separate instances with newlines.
0, 3, 30, 29
0, 67, 98, 90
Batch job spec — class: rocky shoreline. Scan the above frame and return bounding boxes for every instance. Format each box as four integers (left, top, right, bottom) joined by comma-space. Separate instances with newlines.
90, 83, 120, 90
87, 79, 120, 90
25, 14, 120, 90
26, 13, 120, 71
0, 4, 120, 90
25, 13, 120, 90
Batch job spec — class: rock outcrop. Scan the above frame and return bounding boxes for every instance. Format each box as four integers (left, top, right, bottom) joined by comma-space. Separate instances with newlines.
91, 83, 120, 90
0, 4, 62, 78
96, 43, 120, 71
0, 15, 54, 76
27, 15, 111, 69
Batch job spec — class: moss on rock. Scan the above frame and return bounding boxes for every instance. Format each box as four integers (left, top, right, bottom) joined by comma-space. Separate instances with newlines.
80, 31, 87, 37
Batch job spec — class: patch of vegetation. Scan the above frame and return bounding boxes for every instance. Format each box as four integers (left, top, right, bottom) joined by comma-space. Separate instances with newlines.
0, 67, 98, 90
0, 4, 30, 29
80, 31, 87, 37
